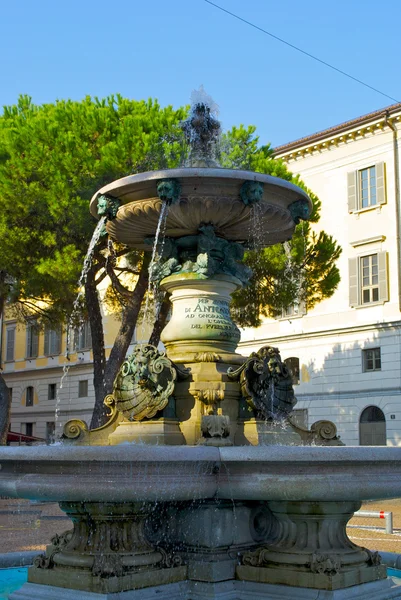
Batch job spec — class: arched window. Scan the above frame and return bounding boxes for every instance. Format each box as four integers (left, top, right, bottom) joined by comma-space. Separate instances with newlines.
359, 405, 386, 446
284, 357, 300, 385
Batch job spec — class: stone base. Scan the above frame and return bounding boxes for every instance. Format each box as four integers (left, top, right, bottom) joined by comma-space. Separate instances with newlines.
27, 564, 187, 595
9, 577, 401, 599
236, 563, 387, 590
108, 418, 185, 445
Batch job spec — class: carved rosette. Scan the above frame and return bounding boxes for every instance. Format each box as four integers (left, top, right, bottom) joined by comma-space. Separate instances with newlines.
228, 345, 296, 420
113, 345, 177, 421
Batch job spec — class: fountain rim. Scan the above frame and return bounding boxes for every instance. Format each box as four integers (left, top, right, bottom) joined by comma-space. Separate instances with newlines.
2, 445, 401, 503
90, 167, 311, 219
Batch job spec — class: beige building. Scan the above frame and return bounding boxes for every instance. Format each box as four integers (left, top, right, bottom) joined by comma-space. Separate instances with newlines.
240, 102, 401, 446
2, 103, 401, 446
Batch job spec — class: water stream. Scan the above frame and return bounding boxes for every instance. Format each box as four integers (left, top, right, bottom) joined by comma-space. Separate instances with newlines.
139, 202, 169, 343
54, 217, 106, 435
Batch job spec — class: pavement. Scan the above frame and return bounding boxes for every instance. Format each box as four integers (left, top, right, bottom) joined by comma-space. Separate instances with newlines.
1, 497, 401, 556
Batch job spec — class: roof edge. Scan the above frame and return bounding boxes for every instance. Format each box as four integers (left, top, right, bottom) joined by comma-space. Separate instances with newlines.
274, 102, 401, 156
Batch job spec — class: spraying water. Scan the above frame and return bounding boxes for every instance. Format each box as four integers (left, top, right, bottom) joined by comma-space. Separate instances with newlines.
54, 217, 106, 436
139, 202, 169, 342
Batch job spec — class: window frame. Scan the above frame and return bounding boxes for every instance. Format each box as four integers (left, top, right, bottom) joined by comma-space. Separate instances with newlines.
48, 383, 57, 401
5, 324, 16, 362
349, 251, 388, 308
78, 380, 89, 398
44, 326, 62, 356
362, 348, 381, 372
26, 320, 39, 359
74, 321, 92, 352
348, 162, 386, 213
25, 386, 34, 407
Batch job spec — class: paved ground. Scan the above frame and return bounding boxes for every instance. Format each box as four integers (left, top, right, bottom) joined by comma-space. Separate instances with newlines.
1, 498, 401, 556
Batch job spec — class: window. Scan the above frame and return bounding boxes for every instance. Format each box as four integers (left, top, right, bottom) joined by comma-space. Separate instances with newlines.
280, 299, 306, 320
48, 383, 57, 400
360, 406, 386, 446
25, 423, 33, 437
363, 348, 381, 372
5, 326, 15, 362
46, 422, 55, 445
25, 386, 34, 407
284, 357, 300, 385
349, 252, 388, 307
44, 327, 61, 356
361, 254, 379, 304
78, 380, 88, 398
26, 321, 39, 359
74, 321, 92, 351
348, 162, 386, 212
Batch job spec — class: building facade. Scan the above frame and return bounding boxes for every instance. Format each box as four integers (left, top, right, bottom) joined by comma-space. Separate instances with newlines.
239, 103, 401, 446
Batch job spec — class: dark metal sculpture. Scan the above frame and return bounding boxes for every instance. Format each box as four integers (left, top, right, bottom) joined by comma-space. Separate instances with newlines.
228, 345, 296, 420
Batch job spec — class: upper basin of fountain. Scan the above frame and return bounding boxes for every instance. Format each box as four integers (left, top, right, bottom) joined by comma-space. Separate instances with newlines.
90, 167, 311, 249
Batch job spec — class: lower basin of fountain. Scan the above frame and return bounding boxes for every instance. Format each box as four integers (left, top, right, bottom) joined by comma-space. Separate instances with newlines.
2, 445, 401, 599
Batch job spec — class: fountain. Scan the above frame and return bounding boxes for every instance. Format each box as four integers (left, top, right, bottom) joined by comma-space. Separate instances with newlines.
2, 92, 401, 599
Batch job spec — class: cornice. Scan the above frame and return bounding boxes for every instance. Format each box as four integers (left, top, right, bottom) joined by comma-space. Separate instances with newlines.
274, 104, 401, 161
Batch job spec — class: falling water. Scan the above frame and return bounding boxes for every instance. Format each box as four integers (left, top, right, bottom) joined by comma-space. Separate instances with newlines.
54, 217, 107, 436
139, 202, 169, 343
248, 202, 265, 253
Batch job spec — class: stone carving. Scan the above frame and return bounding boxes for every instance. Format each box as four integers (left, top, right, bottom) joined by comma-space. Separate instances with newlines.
365, 548, 382, 566
147, 224, 252, 284
195, 389, 224, 406
34, 529, 73, 570
310, 552, 342, 575
97, 193, 120, 220
62, 395, 118, 443
194, 352, 221, 362
201, 414, 230, 439
288, 198, 311, 224
242, 546, 269, 567
228, 346, 296, 420
113, 344, 177, 421
240, 180, 264, 205
92, 553, 124, 578
156, 178, 181, 205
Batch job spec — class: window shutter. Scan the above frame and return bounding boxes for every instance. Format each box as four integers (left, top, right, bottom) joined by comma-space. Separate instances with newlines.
26, 326, 32, 357
376, 162, 386, 205
6, 328, 15, 361
378, 251, 388, 302
32, 329, 39, 357
44, 328, 50, 355
347, 171, 358, 212
349, 257, 359, 307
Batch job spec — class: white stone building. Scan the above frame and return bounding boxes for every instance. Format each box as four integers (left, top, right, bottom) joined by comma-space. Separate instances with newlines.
239, 102, 401, 446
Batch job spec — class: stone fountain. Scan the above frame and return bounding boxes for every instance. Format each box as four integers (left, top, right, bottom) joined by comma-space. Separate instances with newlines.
2, 92, 401, 599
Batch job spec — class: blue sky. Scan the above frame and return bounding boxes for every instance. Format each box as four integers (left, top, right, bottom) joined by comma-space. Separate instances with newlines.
1, 0, 400, 147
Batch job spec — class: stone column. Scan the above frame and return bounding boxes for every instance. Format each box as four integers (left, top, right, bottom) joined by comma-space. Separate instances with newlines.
237, 501, 386, 591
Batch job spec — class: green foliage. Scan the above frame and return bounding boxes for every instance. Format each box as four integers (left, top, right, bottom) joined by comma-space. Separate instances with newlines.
0, 94, 186, 320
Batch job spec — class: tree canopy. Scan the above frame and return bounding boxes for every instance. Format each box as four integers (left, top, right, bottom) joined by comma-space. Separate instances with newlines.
0, 95, 341, 439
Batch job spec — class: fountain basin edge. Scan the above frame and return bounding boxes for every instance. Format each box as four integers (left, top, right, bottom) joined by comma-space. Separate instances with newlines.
1, 445, 401, 504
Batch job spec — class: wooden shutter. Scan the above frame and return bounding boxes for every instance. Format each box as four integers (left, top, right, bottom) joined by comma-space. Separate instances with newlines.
44, 328, 50, 355
376, 162, 386, 205
349, 257, 359, 307
6, 328, 15, 361
347, 171, 358, 212
378, 251, 388, 302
